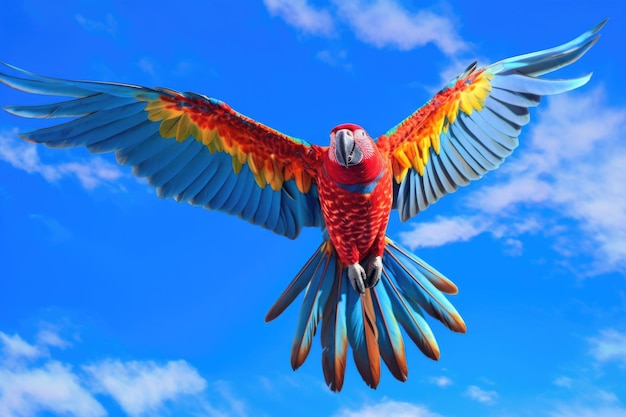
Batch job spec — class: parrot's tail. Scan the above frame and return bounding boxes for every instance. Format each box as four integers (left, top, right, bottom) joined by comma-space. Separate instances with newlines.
265, 237, 465, 392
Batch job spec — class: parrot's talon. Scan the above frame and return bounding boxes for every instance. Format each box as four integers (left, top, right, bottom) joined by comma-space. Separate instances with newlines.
347, 263, 366, 294
366, 256, 382, 288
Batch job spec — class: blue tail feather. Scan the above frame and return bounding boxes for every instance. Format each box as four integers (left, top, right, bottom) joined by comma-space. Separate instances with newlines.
371, 282, 408, 381
321, 269, 348, 391
289, 246, 335, 369
383, 243, 466, 333
346, 285, 380, 388
266, 236, 463, 391
381, 269, 440, 360
265, 242, 329, 322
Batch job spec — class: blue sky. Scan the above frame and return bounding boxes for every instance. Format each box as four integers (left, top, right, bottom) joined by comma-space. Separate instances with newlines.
1, 1, 625, 416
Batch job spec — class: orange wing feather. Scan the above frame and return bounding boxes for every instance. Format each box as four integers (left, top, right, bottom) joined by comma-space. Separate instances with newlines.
379, 68, 493, 184
141, 92, 318, 193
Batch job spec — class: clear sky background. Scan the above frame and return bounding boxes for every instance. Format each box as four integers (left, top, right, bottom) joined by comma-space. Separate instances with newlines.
1, 1, 625, 416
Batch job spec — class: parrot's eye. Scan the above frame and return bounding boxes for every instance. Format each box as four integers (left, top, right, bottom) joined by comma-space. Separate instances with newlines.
355, 129, 366, 138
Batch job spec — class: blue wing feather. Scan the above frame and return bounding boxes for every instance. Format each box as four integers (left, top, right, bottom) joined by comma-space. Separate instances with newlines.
157, 148, 213, 199
88, 119, 154, 154
392, 21, 604, 221
0, 63, 322, 239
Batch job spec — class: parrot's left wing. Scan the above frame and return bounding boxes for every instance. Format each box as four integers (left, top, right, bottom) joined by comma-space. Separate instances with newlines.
0, 63, 323, 239
379, 20, 605, 221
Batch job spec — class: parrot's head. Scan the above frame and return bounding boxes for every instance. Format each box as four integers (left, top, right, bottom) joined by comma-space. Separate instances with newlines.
329, 123, 375, 168
325, 123, 383, 185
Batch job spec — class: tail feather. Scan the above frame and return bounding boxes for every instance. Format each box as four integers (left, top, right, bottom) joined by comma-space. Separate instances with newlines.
384, 241, 466, 333
346, 287, 381, 388
265, 242, 328, 322
385, 238, 457, 294
289, 245, 336, 369
371, 282, 408, 382
321, 268, 348, 391
381, 269, 440, 360
267, 237, 463, 391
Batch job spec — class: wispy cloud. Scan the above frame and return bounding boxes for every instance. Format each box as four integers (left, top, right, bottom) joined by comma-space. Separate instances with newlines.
0, 327, 235, 417
75, 13, 117, 37
400, 88, 626, 275
137, 57, 156, 75
333, 0, 467, 55
465, 385, 498, 404
28, 214, 73, 244
263, 0, 467, 57
0, 333, 40, 361
0, 330, 103, 417
316, 49, 352, 71
589, 329, 626, 366
429, 375, 453, 388
332, 399, 442, 417
553, 376, 574, 388
36, 329, 71, 350
400, 215, 489, 248
84, 359, 207, 416
0, 361, 106, 417
264, 0, 334, 36
0, 131, 125, 190
549, 406, 626, 417
548, 386, 625, 417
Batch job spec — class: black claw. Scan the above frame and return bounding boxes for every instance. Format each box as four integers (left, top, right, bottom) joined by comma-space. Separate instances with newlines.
348, 275, 364, 294
365, 257, 382, 288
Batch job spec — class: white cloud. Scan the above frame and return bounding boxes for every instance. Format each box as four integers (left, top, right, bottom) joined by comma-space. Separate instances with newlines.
75, 13, 117, 37
332, 399, 442, 417
1, 329, 71, 364
137, 57, 155, 75
263, 0, 467, 56
429, 375, 453, 388
0, 361, 106, 417
316, 49, 352, 71
0, 330, 103, 417
589, 329, 626, 366
333, 0, 467, 55
0, 328, 220, 417
0, 333, 40, 361
399, 215, 489, 248
400, 88, 626, 275
84, 359, 207, 416
545, 382, 626, 417
264, 0, 334, 36
549, 405, 626, 417
465, 385, 498, 404
553, 376, 574, 388
28, 214, 73, 244
0, 131, 125, 190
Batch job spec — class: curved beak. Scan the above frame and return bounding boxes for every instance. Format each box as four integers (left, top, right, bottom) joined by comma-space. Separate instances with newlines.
335, 129, 363, 167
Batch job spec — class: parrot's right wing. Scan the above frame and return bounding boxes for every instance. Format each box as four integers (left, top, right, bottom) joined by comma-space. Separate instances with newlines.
0, 64, 324, 239
378, 20, 606, 221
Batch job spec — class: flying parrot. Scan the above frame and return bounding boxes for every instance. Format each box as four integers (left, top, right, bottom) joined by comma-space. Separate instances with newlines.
0, 20, 604, 391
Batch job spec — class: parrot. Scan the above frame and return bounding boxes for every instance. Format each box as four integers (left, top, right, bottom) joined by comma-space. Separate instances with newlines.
0, 20, 605, 392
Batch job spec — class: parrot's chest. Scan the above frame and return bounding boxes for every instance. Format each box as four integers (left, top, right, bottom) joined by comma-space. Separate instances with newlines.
317, 167, 392, 264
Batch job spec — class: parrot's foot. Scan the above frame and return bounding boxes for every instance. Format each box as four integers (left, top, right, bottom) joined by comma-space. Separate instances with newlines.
348, 263, 367, 294
347, 257, 382, 294
366, 256, 382, 288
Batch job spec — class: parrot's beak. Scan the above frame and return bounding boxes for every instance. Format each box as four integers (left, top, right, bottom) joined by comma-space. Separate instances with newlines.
335, 129, 363, 167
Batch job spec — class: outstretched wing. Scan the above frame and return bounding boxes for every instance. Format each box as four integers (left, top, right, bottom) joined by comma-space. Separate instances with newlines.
0, 64, 323, 239
378, 20, 606, 221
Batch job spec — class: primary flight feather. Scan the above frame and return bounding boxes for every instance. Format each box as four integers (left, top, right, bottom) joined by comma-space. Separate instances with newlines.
0, 20, 605, 391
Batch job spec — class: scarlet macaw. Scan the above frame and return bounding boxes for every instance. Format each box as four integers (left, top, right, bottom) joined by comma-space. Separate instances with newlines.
0, 20, 604, 391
